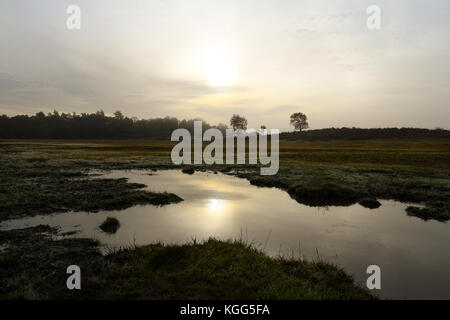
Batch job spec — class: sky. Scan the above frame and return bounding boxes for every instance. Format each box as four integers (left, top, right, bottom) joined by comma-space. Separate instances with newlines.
0, 0, 449, 130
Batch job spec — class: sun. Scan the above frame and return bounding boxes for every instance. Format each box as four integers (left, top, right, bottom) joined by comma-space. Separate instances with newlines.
203, 49, 235, 87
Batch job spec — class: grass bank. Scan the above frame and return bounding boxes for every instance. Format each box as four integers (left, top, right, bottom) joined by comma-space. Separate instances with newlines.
0, 225, 374, 300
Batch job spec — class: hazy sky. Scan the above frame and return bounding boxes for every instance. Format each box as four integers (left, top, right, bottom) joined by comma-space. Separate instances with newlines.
0, 0, 449, 130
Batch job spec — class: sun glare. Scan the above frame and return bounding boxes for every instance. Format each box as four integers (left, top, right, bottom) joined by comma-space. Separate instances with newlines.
203, 49, 235, 87
207, 198, 226, 212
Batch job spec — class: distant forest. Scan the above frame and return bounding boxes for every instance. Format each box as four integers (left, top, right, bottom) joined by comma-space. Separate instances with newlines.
0, 111, 449, 140
0, 111, 227, 139
280, 127, 450, 140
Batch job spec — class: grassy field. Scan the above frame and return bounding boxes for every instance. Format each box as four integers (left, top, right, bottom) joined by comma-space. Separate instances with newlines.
0, 138, 449, 299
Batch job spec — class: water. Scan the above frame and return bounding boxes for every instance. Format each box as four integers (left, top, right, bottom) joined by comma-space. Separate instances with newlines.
1, 170, 449, 299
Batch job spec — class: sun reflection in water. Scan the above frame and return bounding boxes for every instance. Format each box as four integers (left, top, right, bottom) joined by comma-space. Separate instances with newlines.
207, 199, 226, 212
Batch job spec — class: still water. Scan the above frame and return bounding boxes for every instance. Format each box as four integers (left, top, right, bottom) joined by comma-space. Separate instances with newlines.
2, 170, 449, 299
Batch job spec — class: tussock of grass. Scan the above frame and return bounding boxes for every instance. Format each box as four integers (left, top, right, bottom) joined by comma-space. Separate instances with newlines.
99, 217, 120, 234
288, 182, 361, 206
358, 198, 382, 209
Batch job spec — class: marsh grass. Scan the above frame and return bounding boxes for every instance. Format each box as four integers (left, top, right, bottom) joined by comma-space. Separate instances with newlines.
0, 139, 447, 300
101, 238, 374, 299
0, 139, 448, 222
0, 225, 374, 299
0, 153, 183, 221
406, 206, 449, 222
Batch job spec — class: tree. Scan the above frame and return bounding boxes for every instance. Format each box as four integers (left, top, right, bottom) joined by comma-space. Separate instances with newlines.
290, 112, 309, 131
230, 114, 248, 131
114, 110, 124, 120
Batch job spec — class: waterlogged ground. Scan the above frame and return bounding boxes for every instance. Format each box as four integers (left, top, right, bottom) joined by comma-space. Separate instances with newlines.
2, 170, 450, 299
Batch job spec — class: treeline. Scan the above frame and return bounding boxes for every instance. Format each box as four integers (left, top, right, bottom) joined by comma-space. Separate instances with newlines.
0, 111, 228, 139
0, 111, 449, 140
280, 127, 450, 140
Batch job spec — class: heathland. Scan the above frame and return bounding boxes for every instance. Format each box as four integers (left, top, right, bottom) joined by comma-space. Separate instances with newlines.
0, 138, 449, 299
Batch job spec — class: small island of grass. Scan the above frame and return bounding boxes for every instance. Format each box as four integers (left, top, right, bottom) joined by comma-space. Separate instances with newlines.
99, 217, 121, 234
